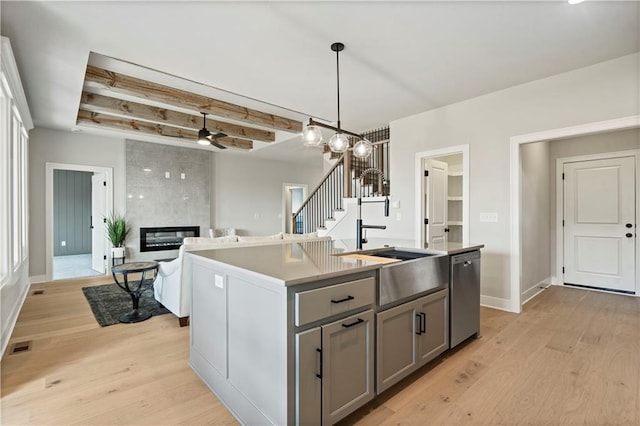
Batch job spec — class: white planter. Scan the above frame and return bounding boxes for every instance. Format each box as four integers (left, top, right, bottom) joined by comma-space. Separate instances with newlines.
112, 246, 126, 259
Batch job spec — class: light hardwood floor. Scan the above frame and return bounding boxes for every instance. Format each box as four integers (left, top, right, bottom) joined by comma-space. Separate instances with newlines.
2, 278, 639, 425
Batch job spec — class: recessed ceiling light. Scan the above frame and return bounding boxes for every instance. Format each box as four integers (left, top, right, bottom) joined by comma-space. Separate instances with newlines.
568, 0, 585, 4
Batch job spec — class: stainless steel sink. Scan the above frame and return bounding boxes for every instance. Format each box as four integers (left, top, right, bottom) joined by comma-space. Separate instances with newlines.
376, 249, 449, 308
369, 249, 437, 261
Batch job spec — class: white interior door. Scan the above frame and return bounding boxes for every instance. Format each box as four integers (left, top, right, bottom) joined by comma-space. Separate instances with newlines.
425, 159, 448, 247
563, 156, 636, 293
91, 173, 107, 273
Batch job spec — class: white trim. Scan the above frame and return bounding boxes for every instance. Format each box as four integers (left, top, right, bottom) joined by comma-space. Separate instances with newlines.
480, 295, 511, 312
522, 277, 551, 306
29, 274, 47, 284
555, 150, 640, 295
510, 115, 640, 314
281, 182, 308, 233
415, 145, 470, 248
45, 163, 114, 282
1, 263, 30, 357
0, 37, 33, 130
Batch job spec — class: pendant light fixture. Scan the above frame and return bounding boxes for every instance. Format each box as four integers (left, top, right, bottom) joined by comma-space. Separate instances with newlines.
198, 113, 227, 149
302, 42, 373, 158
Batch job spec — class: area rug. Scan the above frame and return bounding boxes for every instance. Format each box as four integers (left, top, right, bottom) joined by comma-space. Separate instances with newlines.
82, 281, 170, 327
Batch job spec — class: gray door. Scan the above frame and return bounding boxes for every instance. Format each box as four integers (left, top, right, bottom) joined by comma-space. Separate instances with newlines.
376, 302, 418, 393
415, 289, 448, 366
321, 309, 375, 425
295, 327, 322, 426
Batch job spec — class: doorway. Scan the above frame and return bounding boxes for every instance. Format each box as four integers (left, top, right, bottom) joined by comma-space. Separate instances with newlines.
282, 183, 308, 234
510, 115, 640, 313
415, 146, 469, 249
46, 163, 113, 281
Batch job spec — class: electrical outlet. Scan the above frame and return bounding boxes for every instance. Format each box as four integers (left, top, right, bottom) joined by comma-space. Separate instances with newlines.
480, 212, 498, 223
61, 240, 66, 246
165, 171, 170, 179
396, 212, 402, 221
180, 173, 186, 180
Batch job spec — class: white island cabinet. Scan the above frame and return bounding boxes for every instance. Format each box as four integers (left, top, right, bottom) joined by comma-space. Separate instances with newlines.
187, 241, 381, 426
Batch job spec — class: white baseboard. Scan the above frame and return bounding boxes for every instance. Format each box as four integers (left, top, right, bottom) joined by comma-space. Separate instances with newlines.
480, 295, 512, 312
29, 275, 47, 284
522, 277, 551, 305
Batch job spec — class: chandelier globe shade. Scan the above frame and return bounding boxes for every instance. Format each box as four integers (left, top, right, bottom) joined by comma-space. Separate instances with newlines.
302, 124, 323, 146
353, 138, 373, 158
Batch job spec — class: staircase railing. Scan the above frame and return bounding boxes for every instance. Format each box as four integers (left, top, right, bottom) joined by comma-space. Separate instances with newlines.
293, 126, 390, 234
292, 155, 345, 234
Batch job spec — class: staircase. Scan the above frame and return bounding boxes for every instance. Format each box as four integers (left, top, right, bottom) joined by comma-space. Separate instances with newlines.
292, 127, 390, 236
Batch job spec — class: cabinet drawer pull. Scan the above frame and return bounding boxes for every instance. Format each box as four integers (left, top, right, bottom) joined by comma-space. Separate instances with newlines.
342, 318, 364, 328
315, 348, 322, 379
415, 313, 423, 335
331, 295, 355, 304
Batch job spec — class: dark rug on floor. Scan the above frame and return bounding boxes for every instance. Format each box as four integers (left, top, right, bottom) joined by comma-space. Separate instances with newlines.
82, 281, 170, 327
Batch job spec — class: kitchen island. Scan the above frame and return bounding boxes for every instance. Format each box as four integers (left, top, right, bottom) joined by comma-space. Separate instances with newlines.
186, 239, 481, 425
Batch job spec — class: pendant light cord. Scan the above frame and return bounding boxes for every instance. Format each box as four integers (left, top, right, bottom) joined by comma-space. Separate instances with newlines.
336, 46, 341, 130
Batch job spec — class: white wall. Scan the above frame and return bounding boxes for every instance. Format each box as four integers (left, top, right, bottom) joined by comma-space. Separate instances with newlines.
388, 53, 639, 306
212, 153, 324, 236
520, 141, 550, 301
29, 128, 127, 277
549, 128, 640, 281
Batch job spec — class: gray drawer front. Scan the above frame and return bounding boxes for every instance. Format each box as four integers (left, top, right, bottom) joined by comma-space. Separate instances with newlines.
295, 277, 375, 326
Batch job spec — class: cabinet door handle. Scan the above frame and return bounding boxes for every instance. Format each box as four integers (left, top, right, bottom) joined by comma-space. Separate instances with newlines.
331, 295, 354, 304
415, 313, 423, 335
342, 318, 364, 328
315, 348, 322, 379
420, 312, 427, 334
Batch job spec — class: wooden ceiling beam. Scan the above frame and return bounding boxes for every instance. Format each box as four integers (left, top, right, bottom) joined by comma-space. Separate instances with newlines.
80, 91, 276, 142
84, 65, 303, 134
76, 110, 253, 150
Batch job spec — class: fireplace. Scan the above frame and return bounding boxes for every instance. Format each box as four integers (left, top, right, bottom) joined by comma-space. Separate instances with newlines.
139, 226, 200, 252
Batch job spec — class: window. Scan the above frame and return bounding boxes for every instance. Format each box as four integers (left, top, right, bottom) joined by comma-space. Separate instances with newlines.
0, 78, 9, 283
21, 127, 28, 260
12, 111, 20, 269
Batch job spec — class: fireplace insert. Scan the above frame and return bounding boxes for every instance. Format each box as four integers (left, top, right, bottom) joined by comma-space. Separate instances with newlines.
139, 226, 200, 252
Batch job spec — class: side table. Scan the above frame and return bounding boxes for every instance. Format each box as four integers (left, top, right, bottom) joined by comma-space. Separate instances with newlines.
111, 261, 159, 323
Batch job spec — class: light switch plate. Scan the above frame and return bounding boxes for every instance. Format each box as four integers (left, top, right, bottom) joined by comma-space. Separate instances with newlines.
165, 171, 170, 179
480, 212, 498, 222
180, 173, 185, 180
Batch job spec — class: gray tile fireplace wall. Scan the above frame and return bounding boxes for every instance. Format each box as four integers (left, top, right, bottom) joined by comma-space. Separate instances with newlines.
126, 140, 211, 262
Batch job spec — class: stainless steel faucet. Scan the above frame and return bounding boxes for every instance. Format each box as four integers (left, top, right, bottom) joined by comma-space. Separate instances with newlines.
356, 168, 389, 250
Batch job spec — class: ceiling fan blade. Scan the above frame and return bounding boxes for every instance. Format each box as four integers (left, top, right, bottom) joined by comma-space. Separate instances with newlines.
211, 141, 227, 150
208, 132, 228, 149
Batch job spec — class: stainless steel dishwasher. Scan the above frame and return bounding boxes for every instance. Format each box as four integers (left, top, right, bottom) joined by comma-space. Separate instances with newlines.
450, 250, 481, 348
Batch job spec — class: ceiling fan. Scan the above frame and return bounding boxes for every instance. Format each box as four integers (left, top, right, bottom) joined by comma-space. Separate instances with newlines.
197, 113, 228, 149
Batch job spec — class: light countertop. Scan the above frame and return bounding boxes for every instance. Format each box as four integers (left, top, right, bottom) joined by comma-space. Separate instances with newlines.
187, 239, 483, 286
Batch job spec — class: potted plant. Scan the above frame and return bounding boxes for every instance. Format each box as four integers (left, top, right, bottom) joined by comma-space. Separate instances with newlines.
105, 212, 129, 259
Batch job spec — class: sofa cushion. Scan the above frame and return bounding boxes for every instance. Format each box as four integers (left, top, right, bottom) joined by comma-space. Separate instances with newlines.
282, 232, 319, 240
184, 235, 238, 245
237, 233, 283, 243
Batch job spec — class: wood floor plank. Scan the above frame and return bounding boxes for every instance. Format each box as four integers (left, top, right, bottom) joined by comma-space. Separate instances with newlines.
3, 280, 640, 426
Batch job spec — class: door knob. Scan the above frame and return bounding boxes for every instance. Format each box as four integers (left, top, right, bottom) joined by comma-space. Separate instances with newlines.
626, 233, 633, 238
626, 223, 633, 228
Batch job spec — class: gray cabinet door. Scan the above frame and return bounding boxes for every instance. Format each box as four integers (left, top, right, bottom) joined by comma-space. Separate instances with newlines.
321, 309, 375, 426
295, 328, 322, 426
191, 263, 227, 376
415, 289, 449, 367
376, 302, 418, 394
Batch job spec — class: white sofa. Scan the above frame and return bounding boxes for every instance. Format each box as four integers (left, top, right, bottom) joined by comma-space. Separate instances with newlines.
153, 232, 330, 326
